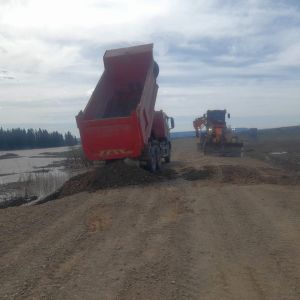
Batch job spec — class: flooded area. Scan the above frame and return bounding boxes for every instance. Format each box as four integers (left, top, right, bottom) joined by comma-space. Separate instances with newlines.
0, 146, 82, 202
0, 146, 73, 184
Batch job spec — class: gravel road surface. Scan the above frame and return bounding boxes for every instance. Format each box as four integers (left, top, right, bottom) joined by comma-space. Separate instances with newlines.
0, 138, 299, 299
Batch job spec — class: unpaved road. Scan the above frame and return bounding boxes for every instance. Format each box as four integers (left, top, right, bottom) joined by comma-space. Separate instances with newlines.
1, 138, 299, 299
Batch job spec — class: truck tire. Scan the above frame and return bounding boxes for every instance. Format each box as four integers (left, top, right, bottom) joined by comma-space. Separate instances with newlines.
165, 143, 171, 163
156, 147, 162, 170
165, 153, 171, 163
146, 147, 157, 173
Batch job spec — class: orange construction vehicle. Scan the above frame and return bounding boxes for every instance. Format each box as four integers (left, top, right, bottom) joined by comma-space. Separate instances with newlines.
193, 110, 243, 156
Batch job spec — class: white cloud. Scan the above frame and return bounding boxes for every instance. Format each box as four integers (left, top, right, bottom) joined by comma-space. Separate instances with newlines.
0, 0, 300, 132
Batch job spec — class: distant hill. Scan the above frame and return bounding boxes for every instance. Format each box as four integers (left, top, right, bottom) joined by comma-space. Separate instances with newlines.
172, 126, 300, 141
258, 125, 300, 139
236, 125, 300, 141
171, 131, 195, 139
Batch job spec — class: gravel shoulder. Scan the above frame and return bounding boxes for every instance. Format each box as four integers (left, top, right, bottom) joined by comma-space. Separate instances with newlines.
0, 138, 299, 300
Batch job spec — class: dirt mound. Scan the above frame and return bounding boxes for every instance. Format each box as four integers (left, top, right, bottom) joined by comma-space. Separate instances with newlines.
38, 161, 298, 205
218, 165, 261, 184
220, 165, 299, 185
0, 196, 37, 209
180, 165, 259, 183
181, 164, 298, 185
181, 166, 214, 181
39, 161, 177, 204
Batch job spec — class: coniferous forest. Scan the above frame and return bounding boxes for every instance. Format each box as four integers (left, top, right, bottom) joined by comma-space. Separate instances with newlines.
0, 128, 78, 150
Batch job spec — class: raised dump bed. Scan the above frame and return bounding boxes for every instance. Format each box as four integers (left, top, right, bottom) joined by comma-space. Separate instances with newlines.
76, 44, 160, 161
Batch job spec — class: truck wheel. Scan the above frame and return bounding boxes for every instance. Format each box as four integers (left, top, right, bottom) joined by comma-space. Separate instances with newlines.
165, 153, 171, 163
156, 148, 162, 170
165, 143, 171, 163
146, 148, 157, 172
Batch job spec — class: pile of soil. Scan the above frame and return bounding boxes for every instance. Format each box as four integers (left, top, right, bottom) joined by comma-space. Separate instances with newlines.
0, 196, 37, 209
38, 161, 298, 205
39, 161, 177, 204
181, 166, 214, 181
181, 164, 299, 185
180, 165, 260, 183
218, 165, 262, 184
219, 165, 300, 185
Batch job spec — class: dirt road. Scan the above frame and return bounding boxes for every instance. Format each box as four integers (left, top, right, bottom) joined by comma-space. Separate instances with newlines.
1, 138, 299, 299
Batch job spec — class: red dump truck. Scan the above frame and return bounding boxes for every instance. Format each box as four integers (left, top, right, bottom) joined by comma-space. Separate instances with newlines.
76, 44, 174, 172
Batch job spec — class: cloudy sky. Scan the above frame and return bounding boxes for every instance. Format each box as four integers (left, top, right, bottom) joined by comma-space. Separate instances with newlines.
0, 0, 300, 134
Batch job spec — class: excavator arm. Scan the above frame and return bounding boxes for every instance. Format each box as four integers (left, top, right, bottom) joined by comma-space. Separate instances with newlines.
193, 117, 207, 137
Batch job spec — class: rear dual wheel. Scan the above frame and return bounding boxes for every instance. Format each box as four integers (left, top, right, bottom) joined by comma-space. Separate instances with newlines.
165, 142, 171, 163
146, 146, 162, 172
156, 148, 162, 170
147, 149, 157, 172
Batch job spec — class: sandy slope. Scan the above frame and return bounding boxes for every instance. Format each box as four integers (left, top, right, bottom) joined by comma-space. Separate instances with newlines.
0, 138, 299, 299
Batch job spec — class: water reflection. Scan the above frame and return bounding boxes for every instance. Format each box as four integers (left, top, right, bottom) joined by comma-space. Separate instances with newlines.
0, 146, 78, 202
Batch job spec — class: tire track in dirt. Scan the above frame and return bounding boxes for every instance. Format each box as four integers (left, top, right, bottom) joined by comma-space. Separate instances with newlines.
116, 183, 191, 299
232, 186, 300, 299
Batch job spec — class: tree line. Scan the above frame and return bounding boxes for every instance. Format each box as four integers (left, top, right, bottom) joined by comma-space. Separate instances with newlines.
0, 128, 78, 150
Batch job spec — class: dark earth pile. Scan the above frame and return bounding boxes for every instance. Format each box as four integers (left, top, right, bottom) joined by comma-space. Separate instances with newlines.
181, 166, 214, 181
180, 165, 260, 183
39, 161, 177, 204
181, 164, 298, 185
218, 165, 261, 184
38, 162, 298, 205
0, 196, 37, 209
217, 165, 299, 185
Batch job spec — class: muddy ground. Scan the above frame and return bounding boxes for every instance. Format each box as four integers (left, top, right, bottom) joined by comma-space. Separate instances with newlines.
240, 126, 300, 172
244, 138, 300, 172
0, 138, 299, 299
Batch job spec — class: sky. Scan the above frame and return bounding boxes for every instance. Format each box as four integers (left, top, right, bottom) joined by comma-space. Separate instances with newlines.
0, 0, 300, 135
